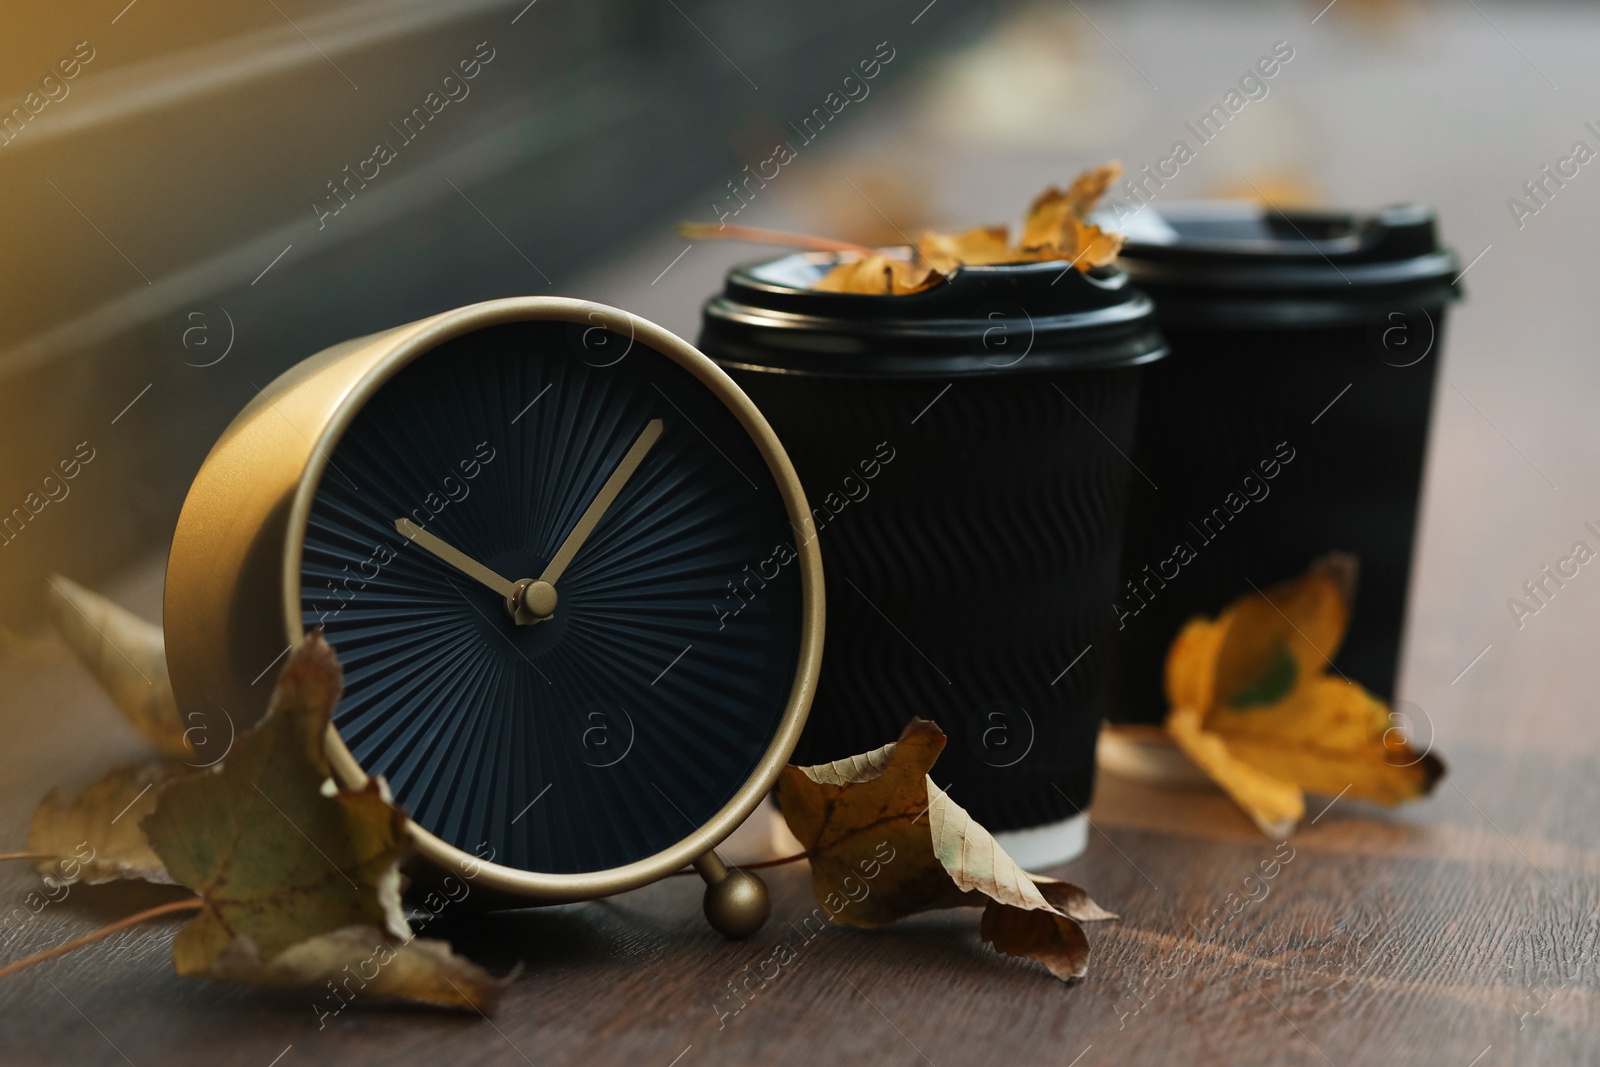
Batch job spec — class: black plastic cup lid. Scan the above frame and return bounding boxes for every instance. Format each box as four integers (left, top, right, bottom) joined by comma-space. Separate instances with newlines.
1108, 201, 1461, 327
699, 251, 1167, 378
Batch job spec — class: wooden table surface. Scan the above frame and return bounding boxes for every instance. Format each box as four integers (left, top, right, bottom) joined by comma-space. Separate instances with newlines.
2, 554, 1596, 1067
6, 2, 1600, 1065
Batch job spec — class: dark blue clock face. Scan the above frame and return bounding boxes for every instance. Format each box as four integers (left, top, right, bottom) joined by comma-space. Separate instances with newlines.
298, 320, 805, 875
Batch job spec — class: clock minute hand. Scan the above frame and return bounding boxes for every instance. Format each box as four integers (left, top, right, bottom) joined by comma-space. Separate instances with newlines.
539, 418, 663, 587
393, 518, 517, 600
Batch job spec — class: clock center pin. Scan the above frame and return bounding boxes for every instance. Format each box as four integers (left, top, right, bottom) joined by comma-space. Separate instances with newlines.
509, 578, 558, 624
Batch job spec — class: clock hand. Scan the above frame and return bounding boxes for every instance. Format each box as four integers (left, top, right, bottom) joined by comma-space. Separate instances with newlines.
393, 518, 517, 600
396, 518, 552, 624
538, 418, 663, 587
391, 418, 662, 627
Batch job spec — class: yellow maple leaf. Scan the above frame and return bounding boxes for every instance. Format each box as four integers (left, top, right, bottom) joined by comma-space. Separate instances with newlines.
1164, 555, 1445, 838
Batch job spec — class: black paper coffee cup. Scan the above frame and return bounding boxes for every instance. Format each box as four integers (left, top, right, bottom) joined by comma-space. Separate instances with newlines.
699, 252, 1166, 854
1107, 202, 1460, 724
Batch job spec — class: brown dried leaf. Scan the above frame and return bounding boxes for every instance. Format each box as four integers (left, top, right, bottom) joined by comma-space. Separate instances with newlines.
142, 632, 505, 1011
1020, 187, 1075, 252
927, 780, 1049, 911
47, 575, 189, 759
1032, 876, 1120, 923
1060, 214, 1125, 269
980, 899, 1091, 981
776, 719, 1115, 982
1021, 163, 1122, 240
27, 762, 184, 885
982, 162, 1126, 272
777, 720, 971, 925
208, 925, 505, 1016
812, 254, 944, 295
1020, 195, 1122, 265
677, 161, 1127, 290
1062, 161, 1124, 218
916, 225, 1015, 273
930, 783, 1111, 981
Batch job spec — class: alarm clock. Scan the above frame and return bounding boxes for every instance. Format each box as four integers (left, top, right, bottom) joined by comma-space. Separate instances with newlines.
163, 298, 824, 937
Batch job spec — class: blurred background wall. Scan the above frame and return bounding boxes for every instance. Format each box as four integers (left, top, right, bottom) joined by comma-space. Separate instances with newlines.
4, 0, 1600, 761
0, 0, 1005, 631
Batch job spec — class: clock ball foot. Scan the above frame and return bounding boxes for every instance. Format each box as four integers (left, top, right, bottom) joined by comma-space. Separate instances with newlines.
693, 852, 770, 939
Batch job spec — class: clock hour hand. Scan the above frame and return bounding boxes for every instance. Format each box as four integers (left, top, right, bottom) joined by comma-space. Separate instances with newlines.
392, 418, 662, 627
394, 518, 517, 600
538, 418, 663, 587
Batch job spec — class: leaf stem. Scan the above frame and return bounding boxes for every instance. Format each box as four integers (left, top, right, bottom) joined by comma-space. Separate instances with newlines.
0, 897, 203, 980
677, 221, 877, 256
738, 850, 814, 870
0, 852, 53, 862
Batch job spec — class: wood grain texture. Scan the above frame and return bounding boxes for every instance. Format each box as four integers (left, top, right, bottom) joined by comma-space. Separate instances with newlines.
0, 555, 1596, 1066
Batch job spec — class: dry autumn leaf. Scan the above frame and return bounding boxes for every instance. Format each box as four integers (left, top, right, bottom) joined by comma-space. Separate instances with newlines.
812, 254, 944, 296
915, 225, 1016, 273
211, 925, 503, 1015
47, 575, 189, 759
140, 632, 507, 1011
775, 719, 1115, 981
27, 761, 183, 885
776, 719, 969, 924
1061, 161, 1125, 218
680, 162, 1127, 294
1019, 188, 1078, 252
1164, 555, 1445, 838
1018, 162, 1125, 268
995, 877, 1123, 983
1058, 213, 1124, 270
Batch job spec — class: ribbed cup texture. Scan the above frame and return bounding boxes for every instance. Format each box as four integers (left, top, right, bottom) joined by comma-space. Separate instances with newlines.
1110, 317, 1447, 724
728, 366, 1143, 831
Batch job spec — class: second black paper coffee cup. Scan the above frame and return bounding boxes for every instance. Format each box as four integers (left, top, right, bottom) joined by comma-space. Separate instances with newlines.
1108, 201, 1460, 725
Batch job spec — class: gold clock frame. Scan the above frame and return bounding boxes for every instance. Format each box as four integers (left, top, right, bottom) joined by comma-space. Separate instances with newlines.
164, 297, 824, 936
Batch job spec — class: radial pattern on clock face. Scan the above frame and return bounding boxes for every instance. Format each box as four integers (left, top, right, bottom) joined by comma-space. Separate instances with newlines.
298, 321, 804, 875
